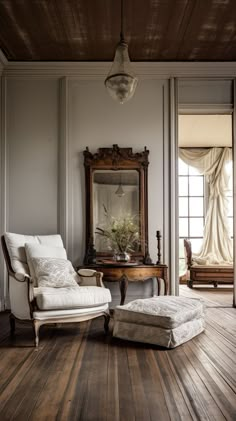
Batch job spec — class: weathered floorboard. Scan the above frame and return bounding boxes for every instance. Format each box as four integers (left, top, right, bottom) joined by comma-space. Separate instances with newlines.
0, 291, 235, 420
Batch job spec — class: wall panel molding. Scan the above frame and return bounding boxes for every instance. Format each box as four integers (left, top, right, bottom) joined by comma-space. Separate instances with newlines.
169, 78, 179, 296
59, 77, 69, 251
162, 81, 170, 275
59, 77, 74, 261
0, 76, 8, 309
233, 79, 236, 308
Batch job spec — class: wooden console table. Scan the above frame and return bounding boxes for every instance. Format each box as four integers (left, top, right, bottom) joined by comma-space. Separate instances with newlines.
79, 263, 168, 305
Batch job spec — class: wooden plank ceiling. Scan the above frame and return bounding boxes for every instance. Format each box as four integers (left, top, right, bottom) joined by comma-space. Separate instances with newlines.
0, 0, 236, 62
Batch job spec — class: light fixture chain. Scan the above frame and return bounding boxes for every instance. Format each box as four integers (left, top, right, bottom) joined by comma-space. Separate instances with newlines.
120, 0, 124, 42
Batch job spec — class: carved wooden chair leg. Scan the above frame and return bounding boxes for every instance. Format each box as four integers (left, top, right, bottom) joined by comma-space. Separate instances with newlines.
9, 314, 15, 334
104, 314, 110, 333
33, 320, 40, 347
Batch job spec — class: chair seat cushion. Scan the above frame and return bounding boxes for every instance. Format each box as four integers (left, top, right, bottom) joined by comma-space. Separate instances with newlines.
33, 303, 109, 320
114, 296, 205, 329
34, 285, 112, 310
192, 263, 233, 268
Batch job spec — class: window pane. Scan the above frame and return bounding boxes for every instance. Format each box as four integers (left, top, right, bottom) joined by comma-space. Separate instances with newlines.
189, 197, 204, 216
179, 177, 188, 196
179, 239, 185, 258
189, 165, 200, 175
179, 218, 188, 237
226, 177, 233, 196
190, 238, 203, 254
179, 198, 188, 216
225, 161, 233, 178
179, 258, 186, 276
178, 159, 188, 175
189, 218, 204, 237
227, 197, 233, 217
189, 177, 203, 196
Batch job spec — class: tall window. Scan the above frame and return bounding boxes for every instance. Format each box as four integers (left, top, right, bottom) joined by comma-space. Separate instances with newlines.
178, 158, 205, 275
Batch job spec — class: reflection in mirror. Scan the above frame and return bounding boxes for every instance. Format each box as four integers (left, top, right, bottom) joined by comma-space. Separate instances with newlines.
93, 170, 140, 253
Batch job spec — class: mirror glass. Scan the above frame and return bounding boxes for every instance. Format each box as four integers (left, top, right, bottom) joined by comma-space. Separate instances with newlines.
93, 169, 140, 252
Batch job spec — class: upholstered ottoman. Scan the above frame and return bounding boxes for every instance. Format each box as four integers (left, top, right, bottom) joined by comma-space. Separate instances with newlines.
113, 296, 205, 348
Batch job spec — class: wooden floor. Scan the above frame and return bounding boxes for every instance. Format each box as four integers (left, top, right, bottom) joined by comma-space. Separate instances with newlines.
179, 284, 234, 307
0, 289, 236, 420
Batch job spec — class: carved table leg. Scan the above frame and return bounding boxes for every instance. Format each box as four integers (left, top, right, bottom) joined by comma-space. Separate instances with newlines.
163, 267, 168, 295
156, 277, 161, 295
119, 275, 129, 305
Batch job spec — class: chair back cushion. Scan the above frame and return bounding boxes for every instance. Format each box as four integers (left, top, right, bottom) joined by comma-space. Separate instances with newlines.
4, 232, 64, 277
184, 238, 192, 269
25, 243, 67, 285
31, 257, 78, 288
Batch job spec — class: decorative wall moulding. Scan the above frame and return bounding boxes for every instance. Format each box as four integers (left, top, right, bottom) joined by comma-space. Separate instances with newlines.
1, 48, 236, 79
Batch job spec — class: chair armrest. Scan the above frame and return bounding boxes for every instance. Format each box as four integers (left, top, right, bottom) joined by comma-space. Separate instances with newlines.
77, 269, 104, 287
8, 273, 34, 320
15, 272, 33, 283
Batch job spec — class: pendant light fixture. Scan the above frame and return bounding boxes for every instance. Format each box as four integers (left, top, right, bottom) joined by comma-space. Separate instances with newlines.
105, 0, 138, 104
115, 183, 125, 197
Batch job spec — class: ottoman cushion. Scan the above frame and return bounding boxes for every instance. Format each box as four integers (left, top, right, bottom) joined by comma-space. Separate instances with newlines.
114, 296, 205, 329
113, 296, 205, 348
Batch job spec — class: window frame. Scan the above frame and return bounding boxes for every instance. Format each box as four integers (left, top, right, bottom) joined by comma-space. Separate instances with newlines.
178, 158, 205, 273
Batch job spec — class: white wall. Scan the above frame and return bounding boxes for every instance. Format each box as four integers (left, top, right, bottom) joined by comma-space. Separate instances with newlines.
179, 114, 232, 147
0, 73, 170, 308
68, 78, 169, 265
1, 62, 235, 308
6, 78, 59, 234
179, 79, 233, 111
0, 77, 59, 309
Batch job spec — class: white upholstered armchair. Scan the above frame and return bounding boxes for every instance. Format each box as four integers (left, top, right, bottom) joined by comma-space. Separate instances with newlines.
1, 233, 111, 347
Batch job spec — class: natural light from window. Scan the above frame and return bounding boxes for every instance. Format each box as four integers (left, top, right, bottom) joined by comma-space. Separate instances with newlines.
178, 157, 233, 276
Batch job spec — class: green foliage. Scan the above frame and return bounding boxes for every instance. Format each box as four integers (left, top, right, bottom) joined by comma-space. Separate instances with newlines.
96, 207, 140, 253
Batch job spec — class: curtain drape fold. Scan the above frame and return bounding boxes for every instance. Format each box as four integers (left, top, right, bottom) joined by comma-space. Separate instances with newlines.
179, 147, 233, 265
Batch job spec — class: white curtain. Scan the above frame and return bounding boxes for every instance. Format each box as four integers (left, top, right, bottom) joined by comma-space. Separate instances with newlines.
179, 147, 233, 265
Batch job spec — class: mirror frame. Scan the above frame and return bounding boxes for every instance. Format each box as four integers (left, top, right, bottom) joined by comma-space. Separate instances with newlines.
83, 144, 151, 264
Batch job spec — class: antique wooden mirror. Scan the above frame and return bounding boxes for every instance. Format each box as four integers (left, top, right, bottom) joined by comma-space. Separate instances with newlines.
83, 144, 151, 264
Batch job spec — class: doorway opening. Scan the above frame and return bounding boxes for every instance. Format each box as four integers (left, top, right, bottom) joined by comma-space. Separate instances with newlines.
178, 114, 234, 305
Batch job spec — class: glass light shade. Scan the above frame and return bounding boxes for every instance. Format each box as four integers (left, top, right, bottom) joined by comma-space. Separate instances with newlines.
115, 184, 125, 197
105, 41, 138, 104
